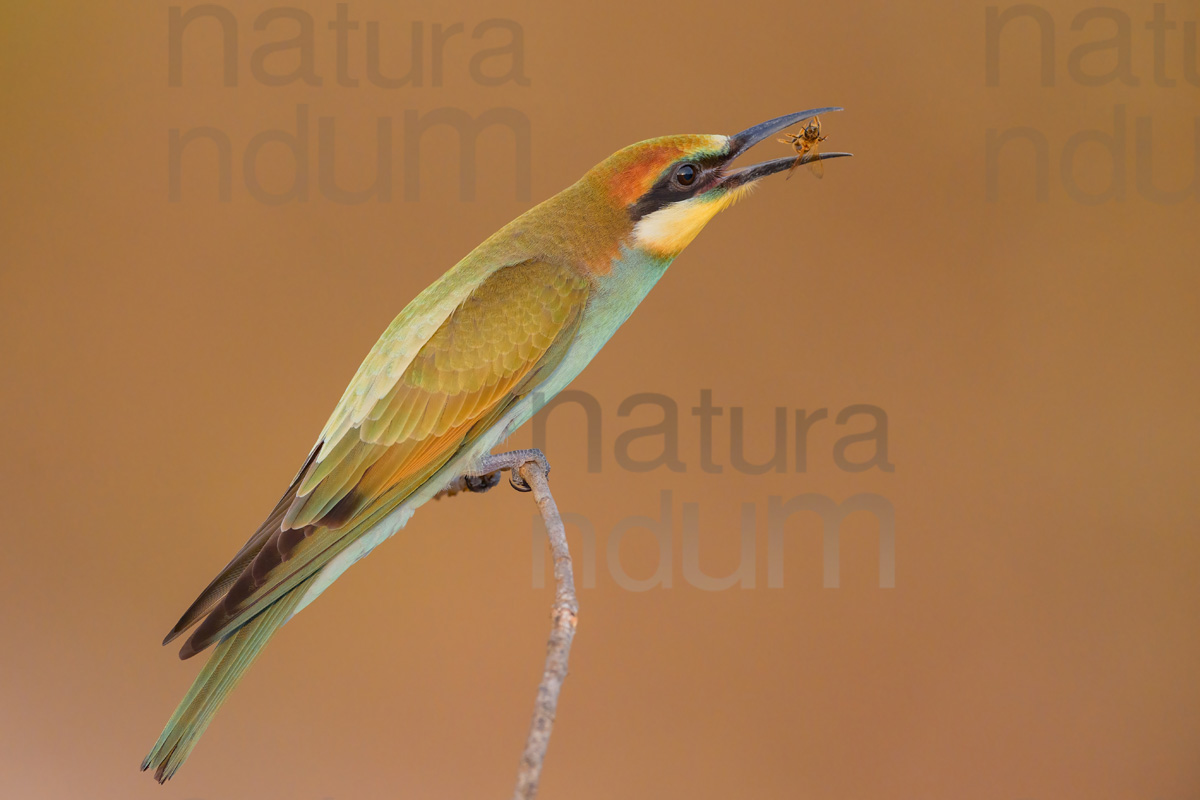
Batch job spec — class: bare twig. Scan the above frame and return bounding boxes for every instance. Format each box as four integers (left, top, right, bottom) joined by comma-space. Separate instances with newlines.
434, 450, 578, 799
512, 459, 577, 800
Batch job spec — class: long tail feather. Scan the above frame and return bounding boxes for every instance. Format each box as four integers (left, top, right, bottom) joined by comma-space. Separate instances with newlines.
141, 584, 307, 783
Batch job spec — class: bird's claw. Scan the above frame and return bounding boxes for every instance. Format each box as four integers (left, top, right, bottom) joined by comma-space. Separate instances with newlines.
506, 450, 549, 494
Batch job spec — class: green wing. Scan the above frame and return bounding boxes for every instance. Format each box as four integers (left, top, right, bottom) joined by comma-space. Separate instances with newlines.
171, 259, 590, 658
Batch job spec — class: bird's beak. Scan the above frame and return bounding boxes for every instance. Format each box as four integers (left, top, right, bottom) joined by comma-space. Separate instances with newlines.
719, 107, 852, 189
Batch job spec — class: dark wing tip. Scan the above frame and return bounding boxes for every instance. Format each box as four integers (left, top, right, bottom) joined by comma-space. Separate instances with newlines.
177, 609, 228, 659
177, 626, 213, 660
161, 623, 187, 647
158, 447, 322, 649
162, 592, 219, 646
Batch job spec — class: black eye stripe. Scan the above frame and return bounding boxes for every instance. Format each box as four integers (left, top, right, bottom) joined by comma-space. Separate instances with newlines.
628, 155, 725, 222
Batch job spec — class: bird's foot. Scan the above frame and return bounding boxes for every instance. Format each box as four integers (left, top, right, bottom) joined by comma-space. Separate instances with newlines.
434, 449, 550, 499
466, 448, 551, 493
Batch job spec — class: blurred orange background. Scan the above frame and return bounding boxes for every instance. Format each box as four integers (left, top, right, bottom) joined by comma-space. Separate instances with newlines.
2, 0, 1198, 798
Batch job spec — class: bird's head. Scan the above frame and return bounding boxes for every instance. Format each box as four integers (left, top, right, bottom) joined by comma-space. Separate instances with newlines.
588, 108, 850, 259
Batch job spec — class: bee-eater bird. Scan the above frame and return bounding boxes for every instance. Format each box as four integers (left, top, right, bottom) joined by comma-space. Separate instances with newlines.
143, 108, 850, 782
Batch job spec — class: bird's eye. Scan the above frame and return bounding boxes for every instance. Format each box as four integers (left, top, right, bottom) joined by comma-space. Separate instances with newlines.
674, 163, 699, 187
